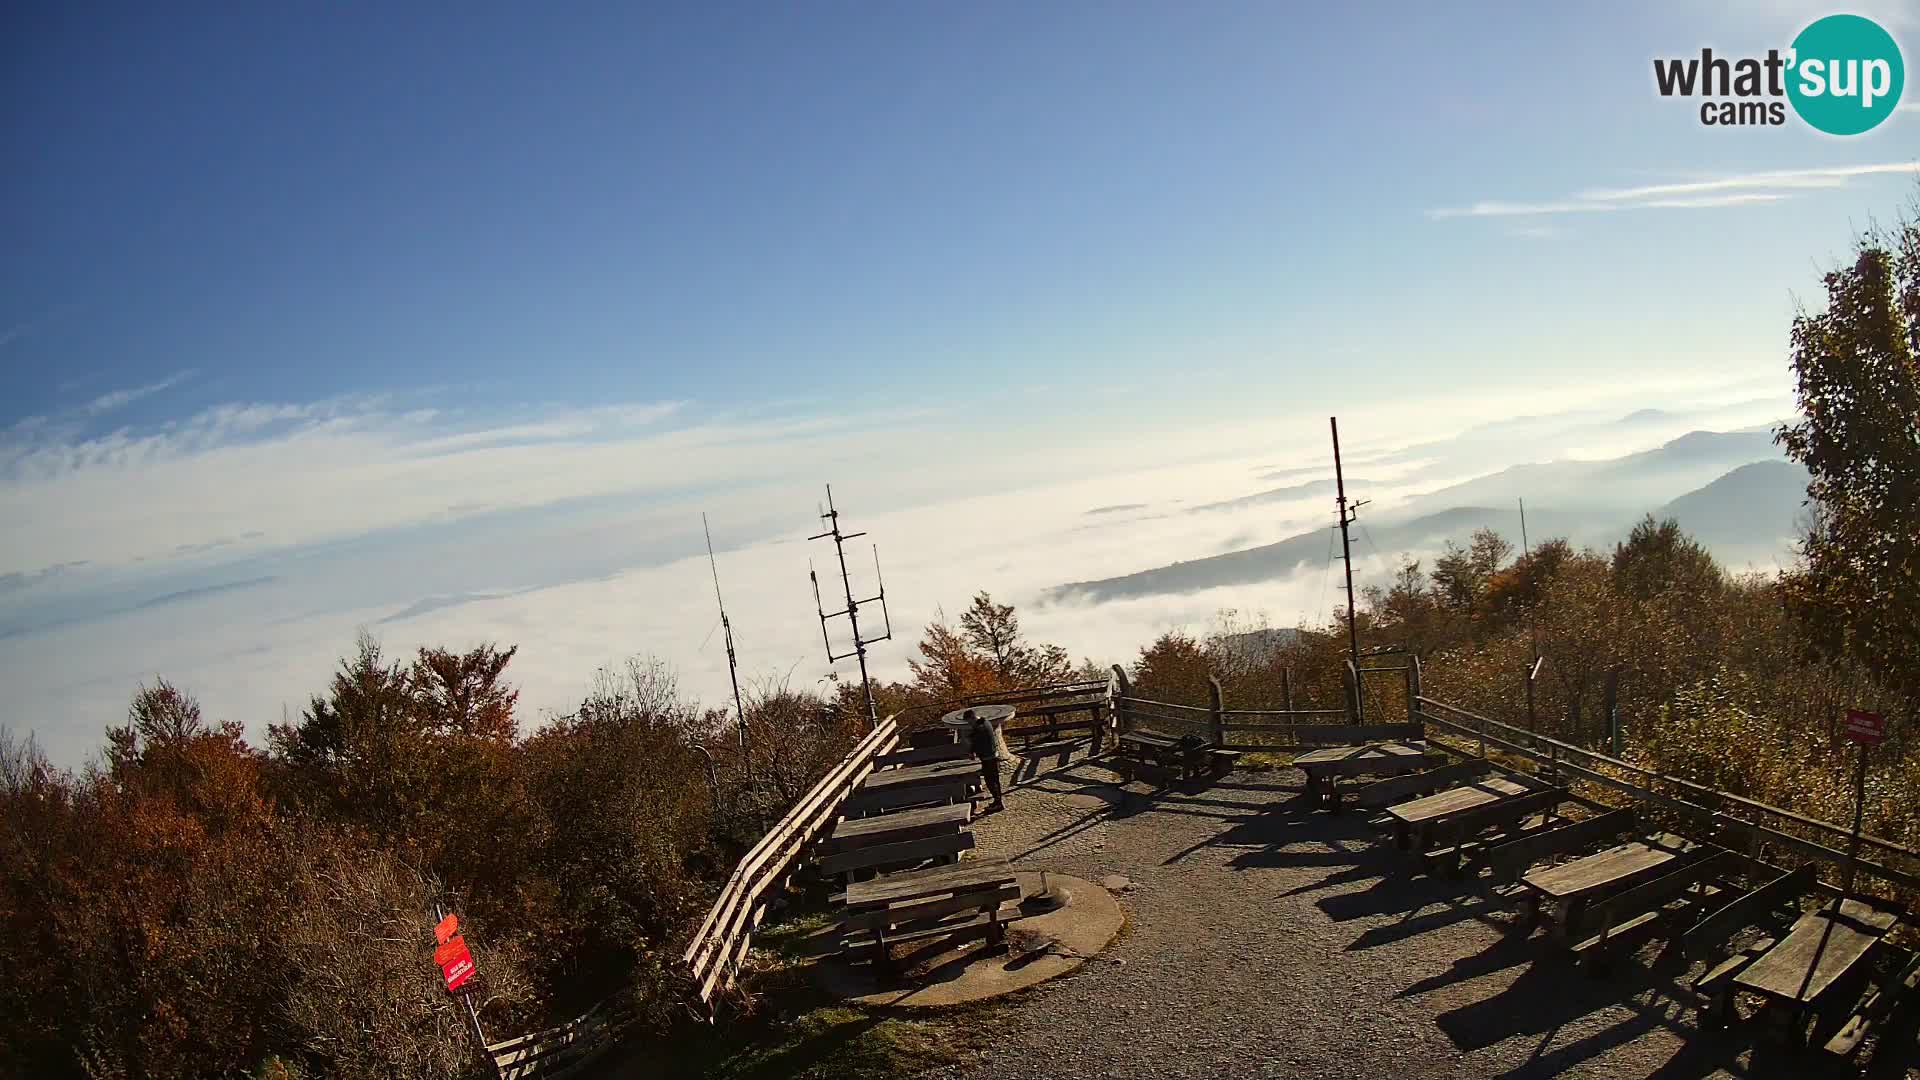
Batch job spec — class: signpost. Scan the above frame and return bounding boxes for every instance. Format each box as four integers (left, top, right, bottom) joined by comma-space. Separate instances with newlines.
1840, 710, 1886, 898
431, 900, 501, 1079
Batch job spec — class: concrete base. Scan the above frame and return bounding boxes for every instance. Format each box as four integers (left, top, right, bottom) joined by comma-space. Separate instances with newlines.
814, 872, 1122, 1009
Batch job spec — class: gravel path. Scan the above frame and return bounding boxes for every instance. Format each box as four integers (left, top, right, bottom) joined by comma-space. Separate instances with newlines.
924, 741, 1916, 1080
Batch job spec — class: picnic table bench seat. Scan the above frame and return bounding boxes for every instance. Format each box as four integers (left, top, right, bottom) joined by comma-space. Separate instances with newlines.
837, 856, 1020, 972
1381, 774, 1542, 851
818, 803, 974, 878
1295, 741, 1441, 811
1725, 899, 1901, 1046
1518, 832, 1699, 938
1115, 730, 1235, 783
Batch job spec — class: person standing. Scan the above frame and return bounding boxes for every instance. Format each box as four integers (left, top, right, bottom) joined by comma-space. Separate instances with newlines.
967, 709, 1006, 813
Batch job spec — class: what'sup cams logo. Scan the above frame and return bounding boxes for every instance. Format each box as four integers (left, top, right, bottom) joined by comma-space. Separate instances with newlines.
1655, 13, 1904, 134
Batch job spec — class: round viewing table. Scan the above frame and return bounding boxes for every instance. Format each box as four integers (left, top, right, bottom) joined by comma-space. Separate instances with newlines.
940, 703, 1017, 762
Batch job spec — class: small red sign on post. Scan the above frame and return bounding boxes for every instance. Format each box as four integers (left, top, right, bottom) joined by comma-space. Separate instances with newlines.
1844, 709, 1886, 746
433, 913, 459, 945
435, 937, 475, 994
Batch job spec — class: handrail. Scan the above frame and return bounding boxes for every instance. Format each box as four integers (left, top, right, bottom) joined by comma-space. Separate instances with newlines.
683, 714, 900, 1009
1413, 696, 1920, 894
1221, 708, 1348, 719
1115, 695, 1211, 714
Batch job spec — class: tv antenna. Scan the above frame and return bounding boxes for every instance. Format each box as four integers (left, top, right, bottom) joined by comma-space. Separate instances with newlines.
703, 514, 749, 774
1331, 417, 1369, 714
808, 484, 893, 730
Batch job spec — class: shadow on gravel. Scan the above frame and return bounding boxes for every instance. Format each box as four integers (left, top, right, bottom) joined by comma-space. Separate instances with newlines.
1397, 933, 1537, 995
1347, 892, 1517, 950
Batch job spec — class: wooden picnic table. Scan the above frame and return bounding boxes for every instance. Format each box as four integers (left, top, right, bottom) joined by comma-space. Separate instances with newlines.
839, 856, 1021, 970
822, 802, 971, 855
1383, 775, 1532, 849
858, 758, 981, 793
1294, 741, 1437, 809
1730, 899, 1900, 1043
1519, 832, 1693, 937
845, 758, 983, 815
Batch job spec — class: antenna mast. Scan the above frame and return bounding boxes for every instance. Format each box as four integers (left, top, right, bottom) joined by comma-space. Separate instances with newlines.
808, 484, 893, 730
703, 514, 749, 771
1331, 417, 1368, 712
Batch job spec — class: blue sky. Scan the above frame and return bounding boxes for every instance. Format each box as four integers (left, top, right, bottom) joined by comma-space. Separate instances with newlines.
1, 2, 1916, 762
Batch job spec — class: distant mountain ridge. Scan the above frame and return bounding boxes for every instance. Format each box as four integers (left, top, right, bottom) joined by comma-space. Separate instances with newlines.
1045, 428, 1806, 605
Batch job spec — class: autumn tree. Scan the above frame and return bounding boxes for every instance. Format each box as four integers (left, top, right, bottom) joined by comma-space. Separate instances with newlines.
1612, 515, 1722, 602
1431, 527, 1514, 620
1777, 208, 1920, 701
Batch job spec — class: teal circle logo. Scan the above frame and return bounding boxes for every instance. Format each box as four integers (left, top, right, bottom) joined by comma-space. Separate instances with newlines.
1787, 14, 1904, 135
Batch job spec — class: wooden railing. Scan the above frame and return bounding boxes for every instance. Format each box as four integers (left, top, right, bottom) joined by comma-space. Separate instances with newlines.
682, 714, 901, 1011
486, 997, 632, 1080
1414, 694, 1920, 895
1110, 666, 1384, 752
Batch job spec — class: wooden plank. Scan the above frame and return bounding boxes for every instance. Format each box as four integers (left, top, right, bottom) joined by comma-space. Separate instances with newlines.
840, 882, 1022, 932
905, 727, 958, 748
1430, 787, 1564, 844
843, 778, 968, 815
1387, 776, 1534, 826
1694, 937, 1774, 994
1734, 900, 1899, 1006
1352, 758, 1491, 809
1521, 833, 1693, 902
1484, 809, 1635, 886
1576, 851, 1736, 962
1824, 952, 1920, 1057
874, 742, 972, 769
845, 857, 1015, 909
817, 830, 975, 876
1682, 863, 1816, 960
844, 908, 1007, 951
821, 802, 970, 853
858, 759, 981, 792
1286, 723, 1425, 747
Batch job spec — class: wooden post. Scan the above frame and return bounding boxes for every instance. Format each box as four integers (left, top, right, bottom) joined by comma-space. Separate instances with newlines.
1405, 657, 1422, 723
1208, 677, 1225, 748
1282, 667, 1294, 713
1343, 660, 1361, 724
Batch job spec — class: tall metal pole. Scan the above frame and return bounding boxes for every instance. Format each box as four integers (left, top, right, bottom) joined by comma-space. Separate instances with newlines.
703, 514, 749, 777
1331, 417, 1362, 717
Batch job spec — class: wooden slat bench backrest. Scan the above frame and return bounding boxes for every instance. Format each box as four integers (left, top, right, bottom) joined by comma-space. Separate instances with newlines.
1353, 758, 1492, 809
817, 830, 975, 876
1590, 849, 1737, 935
840, 881, 1023, 933
874, 742, 972, 769
1681, 862, 1817, 961
1483, 808, 1636, 885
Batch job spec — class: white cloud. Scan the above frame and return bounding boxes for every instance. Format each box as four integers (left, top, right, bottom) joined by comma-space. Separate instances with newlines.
84, 370, 198, 416
0, 373, 1795, 767
1430, 162, 1919, 220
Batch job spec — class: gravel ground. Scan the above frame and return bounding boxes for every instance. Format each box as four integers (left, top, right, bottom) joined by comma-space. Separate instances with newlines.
923, 741, 1918, 1080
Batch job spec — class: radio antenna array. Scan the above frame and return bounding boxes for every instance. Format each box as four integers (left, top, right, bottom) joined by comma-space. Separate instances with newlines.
807, 484, 892, 729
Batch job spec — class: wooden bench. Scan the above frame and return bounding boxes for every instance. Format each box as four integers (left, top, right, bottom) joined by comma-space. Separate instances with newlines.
1003, 698, 1103, 745
1482, 808, 1635, 887
1382, 775, 1536, 851
1115, 731, 1235, 783
1824, 951, 1920, 1058
1295, 742, 1441, 811
873, 741, 973, 769
839, 857, 1021, 973
817, 803, 974, 877
1572, 849, 1737, 973
1353, 758, 1492, 811
1421, 786, 1565, 876
1729, 899, 1901, 1047
1518, 832, 1698, 940
842, 759, 982, 815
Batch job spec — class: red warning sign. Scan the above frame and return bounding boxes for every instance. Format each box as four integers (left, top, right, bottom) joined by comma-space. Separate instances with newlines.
435, 937, 475, 993
1844, 709, 1886, 746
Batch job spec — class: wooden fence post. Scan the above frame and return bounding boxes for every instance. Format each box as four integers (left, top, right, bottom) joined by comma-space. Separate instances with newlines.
1343, 661, 1361, 723
1208, 677, 1225, 747
1406, 656, 1422, 723
1283, 667, 1294, 713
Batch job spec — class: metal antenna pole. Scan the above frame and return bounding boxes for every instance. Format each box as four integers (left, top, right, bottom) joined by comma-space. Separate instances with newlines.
1331, 417, 1365, 717
1519, 497, 1539, 662
808, 484, 892, 730
703, 514, 749, 778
